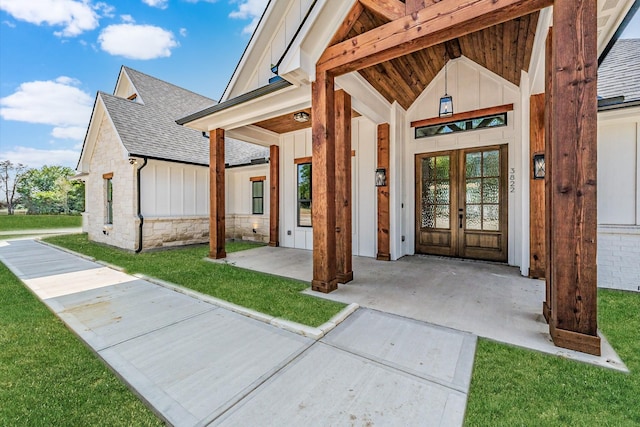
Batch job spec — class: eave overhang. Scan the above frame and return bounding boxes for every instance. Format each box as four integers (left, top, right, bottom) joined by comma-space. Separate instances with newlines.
177, 78, 293, 126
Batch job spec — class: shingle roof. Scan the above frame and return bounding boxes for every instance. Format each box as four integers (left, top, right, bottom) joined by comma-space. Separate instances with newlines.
101, 67, 268, 166
598, 39, 640, 103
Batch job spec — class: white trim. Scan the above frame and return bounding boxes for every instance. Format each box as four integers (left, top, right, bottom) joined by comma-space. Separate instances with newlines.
336, 73, 391, 124
598, 225, 640, 235
528, 6, 552, 95
227, 125, 280, 147
221, 0, 284, 101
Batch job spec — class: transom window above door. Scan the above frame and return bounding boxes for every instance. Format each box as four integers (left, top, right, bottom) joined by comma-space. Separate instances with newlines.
411, 104, 513, 139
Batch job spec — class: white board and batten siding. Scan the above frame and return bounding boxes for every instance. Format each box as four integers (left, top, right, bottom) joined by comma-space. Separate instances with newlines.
226, 164, 271, 217
597, 106, 640, 292
140, 160, 271, 218
279, 116, 377, 257
140, 160, 209, 217
232, 0, 314, 97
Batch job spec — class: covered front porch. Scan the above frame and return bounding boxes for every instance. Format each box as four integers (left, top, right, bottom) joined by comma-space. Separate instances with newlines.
219, 245, 626, 370
177, 0, 640, 357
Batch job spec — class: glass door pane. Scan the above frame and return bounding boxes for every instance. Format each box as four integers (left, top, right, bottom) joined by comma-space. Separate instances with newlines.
464, 149, 500, 231
421, 155, 450, 229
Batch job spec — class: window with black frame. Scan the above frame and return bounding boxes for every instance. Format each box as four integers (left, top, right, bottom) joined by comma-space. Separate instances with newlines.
252, 180, 264, 214
415, 112, 507, 138
297, 163, 312, 227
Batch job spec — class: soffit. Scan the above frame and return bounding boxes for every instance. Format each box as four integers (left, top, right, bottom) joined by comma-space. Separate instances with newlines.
336, 7, 539, 110
254, 107, 361, 134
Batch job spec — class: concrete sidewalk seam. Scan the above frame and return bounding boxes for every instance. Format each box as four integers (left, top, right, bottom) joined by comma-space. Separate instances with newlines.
199, 340, 317, 427
134, 273, 360, 341
38, 239, 97, 262
91, 307, 219, 352
318, 339, 470, 394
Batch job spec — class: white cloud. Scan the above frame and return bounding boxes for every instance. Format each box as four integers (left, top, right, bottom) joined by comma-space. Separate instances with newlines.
229, 0, 268, 35
98, 23, 178, 59
179, 27, 187, 37
94, 1, 114, 18
0, 0, 102, 37
0, 146, 80, 169
120, 14, 135, 23
142, 0, 168, 8
0, 77, 93, 127
2, 20, 16, 28
52, 126, 87, 140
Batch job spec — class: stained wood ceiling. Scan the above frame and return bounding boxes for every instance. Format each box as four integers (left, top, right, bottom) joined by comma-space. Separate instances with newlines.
334, 4, 539, 110
254, 2, 540, 132
254, 108, 361, 134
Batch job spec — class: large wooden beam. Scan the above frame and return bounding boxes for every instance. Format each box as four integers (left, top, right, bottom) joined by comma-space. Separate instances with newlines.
543, 28, 553, 324
335, 89, 353, 283
405, 0, 426, 15
209, 128, 226, 259
311, 70, 338, 293
529, 93, 545, 279
269, 144, 279, 247
359, 0, 405, 22
328, 1, 364, 46
377, 123, 390, 261
317, 0, 552, 75
548, 0, 600, 356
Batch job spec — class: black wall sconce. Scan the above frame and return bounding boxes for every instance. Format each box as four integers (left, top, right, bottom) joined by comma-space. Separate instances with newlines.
533, 153, 545, 179
375, 168, 387, 187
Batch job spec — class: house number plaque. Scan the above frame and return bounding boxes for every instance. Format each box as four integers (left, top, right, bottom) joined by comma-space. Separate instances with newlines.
509, 168, 516, 193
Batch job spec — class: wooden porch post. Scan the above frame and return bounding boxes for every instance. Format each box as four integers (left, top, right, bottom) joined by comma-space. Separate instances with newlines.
529, 93, 546, 280
335, 89, 353, 283
311, 69, 338, 293
269, 144, 280, 247
377, 123, 390, 261
209, 128, 226, 259
543, 28, 553, 323
548, 0, 600, 355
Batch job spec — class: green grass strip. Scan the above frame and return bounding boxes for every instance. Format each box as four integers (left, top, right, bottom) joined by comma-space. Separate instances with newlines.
0, 262, 161, 426
464, 289, 640, 426
0, 214, 81, 231
44, 234, 345, 327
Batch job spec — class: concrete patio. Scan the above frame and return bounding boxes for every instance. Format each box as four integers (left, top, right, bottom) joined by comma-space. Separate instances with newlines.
219, 245, 627, 371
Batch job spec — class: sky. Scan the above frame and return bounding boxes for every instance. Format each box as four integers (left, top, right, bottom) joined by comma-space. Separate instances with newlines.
0, 0, 269, 169
0, 1, 639, 170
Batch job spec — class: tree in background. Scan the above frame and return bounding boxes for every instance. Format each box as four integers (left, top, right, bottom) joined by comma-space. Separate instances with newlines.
0, 160, 28, 215
17, 165, 84, 214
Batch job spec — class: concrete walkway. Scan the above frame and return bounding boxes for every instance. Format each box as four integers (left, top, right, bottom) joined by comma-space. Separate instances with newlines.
0, 239, 476, 427
0, 227, 82, 239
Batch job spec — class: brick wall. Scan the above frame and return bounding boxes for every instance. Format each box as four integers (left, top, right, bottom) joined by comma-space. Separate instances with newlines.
598, 226, 640, 292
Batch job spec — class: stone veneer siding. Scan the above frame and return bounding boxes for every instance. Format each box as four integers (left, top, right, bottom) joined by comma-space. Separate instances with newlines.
85, 115, 138, 251
142, 217, 209, 249
598, 226, 640, 292
226, 214, 269, 243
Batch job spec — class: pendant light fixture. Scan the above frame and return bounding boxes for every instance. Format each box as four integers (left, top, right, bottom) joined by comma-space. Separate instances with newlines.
439, 54, 453, 118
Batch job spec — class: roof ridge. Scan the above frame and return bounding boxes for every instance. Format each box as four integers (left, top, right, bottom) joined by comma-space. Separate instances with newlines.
122, 66, 217, 104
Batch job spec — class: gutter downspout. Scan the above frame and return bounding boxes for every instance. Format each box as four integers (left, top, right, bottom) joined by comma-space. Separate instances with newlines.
135, 157, 148, 253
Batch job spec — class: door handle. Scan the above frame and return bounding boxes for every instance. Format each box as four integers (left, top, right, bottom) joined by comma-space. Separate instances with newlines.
459, 209, 464, 229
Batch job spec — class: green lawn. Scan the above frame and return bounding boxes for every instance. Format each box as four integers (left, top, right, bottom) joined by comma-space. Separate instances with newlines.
44, 234, 345, 327
465, 289, 640, 426
0, 263, 161, 426
0, 214, 81, 231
